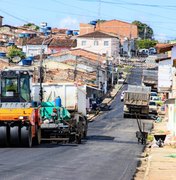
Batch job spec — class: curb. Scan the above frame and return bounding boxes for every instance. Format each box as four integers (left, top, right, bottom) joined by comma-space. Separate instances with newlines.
87, 71, 131, 122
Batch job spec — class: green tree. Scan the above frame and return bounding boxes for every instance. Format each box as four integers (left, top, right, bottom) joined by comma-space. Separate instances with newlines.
23, 23, 39, 31
136, 39, 158, 49
132, 20, 154, 39
7, 46, 26, 62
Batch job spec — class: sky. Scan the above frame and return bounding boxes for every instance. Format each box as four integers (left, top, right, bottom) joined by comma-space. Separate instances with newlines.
0, 0, 176, 42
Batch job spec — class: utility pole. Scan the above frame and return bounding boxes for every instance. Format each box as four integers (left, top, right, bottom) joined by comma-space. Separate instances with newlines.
74, 56, 78, 81
144, 26, 147, 40
96, 53, 101, 88
104, 52, 108, 94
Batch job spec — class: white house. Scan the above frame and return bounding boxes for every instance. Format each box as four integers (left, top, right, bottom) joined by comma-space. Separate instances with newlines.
156, 43, 176, 136
22, 36, 51, 56
76, 31, 120, 58
156, 57, 172, 95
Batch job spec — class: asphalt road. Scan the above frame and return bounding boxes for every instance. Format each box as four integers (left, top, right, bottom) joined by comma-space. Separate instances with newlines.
0, 67, 153, 180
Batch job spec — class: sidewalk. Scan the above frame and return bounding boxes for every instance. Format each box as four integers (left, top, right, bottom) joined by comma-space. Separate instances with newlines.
135, 116, 176, 180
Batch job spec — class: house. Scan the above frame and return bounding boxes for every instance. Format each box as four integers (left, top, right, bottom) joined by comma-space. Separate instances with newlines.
80, 20, 138, 39
48, 37, 76, 54
156, 43, 176, 136
155, 57, 172, 97
22, 36, 52, 56
79, 20, 138, 57
50, 48, 118, 93
23, 36, 76, 56
76, 31, 120, 58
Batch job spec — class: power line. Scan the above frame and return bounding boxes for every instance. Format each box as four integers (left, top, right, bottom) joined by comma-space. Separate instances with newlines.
0, 8, 29, 23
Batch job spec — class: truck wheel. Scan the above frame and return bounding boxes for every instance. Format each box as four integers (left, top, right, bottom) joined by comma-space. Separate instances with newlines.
0, 126, 8, 146
33, 125, 41, 145
21, 126, 32, 148
10, 126, 20, 146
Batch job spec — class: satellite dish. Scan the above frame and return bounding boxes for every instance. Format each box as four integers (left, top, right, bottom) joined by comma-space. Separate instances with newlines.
11, 56, 21, 63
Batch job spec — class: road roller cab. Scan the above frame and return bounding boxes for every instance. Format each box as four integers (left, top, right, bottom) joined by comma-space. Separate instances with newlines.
0, 69, 41, 147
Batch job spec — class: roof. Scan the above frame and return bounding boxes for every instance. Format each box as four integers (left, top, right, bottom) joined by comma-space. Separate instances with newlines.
51, 28, 67, 34
78, 30, 119, 38
0, 16, 3, 18
26, 36, 52, 45
155, 56, 171, 63
164, 98, 175, 105
51, 48, 106, 62
49, 38, 77, 47
155, 43, 176, 53
26, 36, 76, 47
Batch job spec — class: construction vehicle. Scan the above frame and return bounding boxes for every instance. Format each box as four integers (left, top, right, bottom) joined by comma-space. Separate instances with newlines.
0, 69, 41, 147
32, 82, 88, 144
123, 85, 151, 117
40, 101, 88, 144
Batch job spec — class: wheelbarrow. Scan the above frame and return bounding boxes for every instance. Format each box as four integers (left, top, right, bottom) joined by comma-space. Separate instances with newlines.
154, 134, 166, 147
136, 131, 148, 144
135, 113, 148, 145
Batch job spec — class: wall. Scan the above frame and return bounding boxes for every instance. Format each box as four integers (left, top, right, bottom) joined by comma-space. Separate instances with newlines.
158, 59, 172, 92
23, 44, 48, 56
77, 37, 120, 57
48, 46, 70, 54
171, 46, 176, 98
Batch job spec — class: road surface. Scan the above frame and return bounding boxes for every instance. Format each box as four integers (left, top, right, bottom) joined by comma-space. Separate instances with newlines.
0, 67, 153, 180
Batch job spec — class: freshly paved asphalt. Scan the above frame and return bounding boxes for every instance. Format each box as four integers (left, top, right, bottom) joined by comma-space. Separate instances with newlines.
0, 67, 153, 180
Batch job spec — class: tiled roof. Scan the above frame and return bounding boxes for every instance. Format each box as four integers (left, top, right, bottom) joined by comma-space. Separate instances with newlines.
155, 43, 176, 53
26, 36, 76, 47
51, 48, 106, 62
49, 38, 77, 47
78, 30, 119, 38
26, 36, 52, 45
51, 28, 67, 34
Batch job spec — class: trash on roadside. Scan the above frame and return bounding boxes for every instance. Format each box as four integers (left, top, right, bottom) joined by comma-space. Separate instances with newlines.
154, 134, 166, 147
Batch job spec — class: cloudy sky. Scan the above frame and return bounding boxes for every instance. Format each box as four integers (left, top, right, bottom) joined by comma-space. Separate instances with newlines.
0, 0, 176, 41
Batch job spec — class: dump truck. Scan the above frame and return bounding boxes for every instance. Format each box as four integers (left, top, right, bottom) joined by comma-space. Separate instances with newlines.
123, 85, 151, 117
142, 69, 158, 91
0, 69, 41, 147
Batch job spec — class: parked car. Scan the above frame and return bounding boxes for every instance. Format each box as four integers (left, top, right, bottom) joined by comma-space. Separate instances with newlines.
151, 91, 158, 97
138, 49, 149, 57
151, 96, 163, 106
149, 101, 158, 114
149, 47, 157, 55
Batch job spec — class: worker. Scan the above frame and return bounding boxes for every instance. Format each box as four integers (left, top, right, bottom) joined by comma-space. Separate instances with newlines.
6, 80, 17, 93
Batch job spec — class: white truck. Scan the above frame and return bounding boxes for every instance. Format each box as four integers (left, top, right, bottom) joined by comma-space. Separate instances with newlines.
32, 83, 87, 116
123, 85, 151, 117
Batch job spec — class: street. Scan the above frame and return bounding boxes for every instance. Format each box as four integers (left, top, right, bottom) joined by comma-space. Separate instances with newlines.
0, 68, 153, 180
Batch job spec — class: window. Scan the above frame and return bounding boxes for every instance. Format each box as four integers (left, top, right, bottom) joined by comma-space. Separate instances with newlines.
2, 78, 18, 97
94, 40, 99, 46
104, 41, 109, 46
20, 76, 30, 102
81, 41, 86, 46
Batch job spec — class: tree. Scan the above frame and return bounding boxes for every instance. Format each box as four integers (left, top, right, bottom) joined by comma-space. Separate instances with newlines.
132, 20, 154, 39
23, 23, 39, 31
136, 39, 158, 49
7, 46, 26, 63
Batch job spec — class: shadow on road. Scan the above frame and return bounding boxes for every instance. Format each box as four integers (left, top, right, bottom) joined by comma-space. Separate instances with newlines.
87, 135, 115, 141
